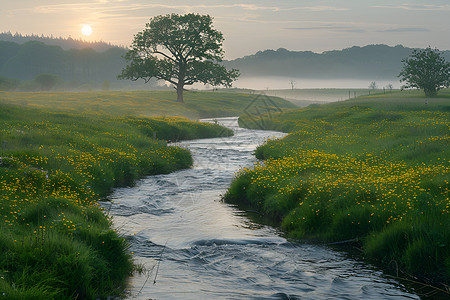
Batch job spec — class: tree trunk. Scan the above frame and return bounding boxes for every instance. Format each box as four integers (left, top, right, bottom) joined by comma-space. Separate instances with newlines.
424, 87, 437, 98
176, 81, 184, 103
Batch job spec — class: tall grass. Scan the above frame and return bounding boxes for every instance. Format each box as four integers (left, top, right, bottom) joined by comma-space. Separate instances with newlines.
0, 99, 232, 298
225, 89, 450, 285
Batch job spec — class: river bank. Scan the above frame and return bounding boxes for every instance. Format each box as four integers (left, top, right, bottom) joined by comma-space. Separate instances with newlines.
224, 90, 450, 292
106, 117, 420, 299
0, 100, 232, 298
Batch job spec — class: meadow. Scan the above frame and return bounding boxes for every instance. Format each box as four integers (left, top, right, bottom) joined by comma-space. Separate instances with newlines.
262, 87, 395, 107
0, 90, 296, 119
0, 90, 284, 298
225, 89, 450, 286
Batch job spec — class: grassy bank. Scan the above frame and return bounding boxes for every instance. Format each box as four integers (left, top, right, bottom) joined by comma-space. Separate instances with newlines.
0, 99, 232, 298
0, 90, 296, 119
225, 90, 450, 286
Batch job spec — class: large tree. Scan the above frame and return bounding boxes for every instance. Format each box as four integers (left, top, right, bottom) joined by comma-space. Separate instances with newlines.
119, 13, 239, 103
399, 47, 450, 97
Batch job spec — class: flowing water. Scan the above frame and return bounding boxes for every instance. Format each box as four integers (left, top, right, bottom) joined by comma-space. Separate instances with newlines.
106, 117, 419, 300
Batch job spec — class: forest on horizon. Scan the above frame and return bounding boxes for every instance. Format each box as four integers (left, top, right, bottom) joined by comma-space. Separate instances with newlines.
1, 33, 450, 91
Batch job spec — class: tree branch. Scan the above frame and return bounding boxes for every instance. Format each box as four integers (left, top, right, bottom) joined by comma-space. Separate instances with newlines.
153, 50, 176, 63
165, 78, 177, 85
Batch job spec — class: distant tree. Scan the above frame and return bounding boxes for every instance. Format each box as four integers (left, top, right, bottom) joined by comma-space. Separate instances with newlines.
0, 31, 121, 51
399, 47, 450, 97
119, 13, 239, 103
290, 79, 295, 90
34, 73, 61, 91
386, 83, 393, 92
369, 81, 378, 90
101, 80, 110, 91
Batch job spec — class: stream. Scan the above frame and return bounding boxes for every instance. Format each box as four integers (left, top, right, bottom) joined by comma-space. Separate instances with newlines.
106, 117, 419, 299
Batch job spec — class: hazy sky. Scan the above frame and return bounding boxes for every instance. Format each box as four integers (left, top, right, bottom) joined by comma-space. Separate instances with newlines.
2, 0, 449, 58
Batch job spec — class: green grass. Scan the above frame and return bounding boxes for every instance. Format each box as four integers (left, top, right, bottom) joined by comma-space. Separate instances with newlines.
0, 90, 297, 119
0, 96, 235, 298
225, 89, 450, 286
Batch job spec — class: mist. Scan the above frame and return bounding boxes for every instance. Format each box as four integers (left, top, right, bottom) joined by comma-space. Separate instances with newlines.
232, 76, 400, 91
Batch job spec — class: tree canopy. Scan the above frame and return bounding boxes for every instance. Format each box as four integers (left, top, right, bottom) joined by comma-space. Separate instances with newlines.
34, 73, 61, 91
119, 13, 239, 103
399, 47, 450, 97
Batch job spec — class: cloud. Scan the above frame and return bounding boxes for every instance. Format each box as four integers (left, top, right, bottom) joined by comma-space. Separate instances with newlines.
285, 26, 346, 30
336, 29, 366, 33
285, 26, 364, 33
213, 4, 349, 12
13, 1, 350, 15
372, 4, 450, 11
290, 6, 349, 12
378, 27, 431, 33
7, 1, 352, 27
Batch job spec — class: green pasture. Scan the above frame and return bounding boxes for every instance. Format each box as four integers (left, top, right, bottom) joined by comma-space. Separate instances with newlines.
0, 90, 296, 119
0, 92, 237, 298
226, 89, 450, 285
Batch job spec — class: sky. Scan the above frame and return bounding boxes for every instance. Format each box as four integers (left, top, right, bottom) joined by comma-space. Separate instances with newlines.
1, 0, 450, 59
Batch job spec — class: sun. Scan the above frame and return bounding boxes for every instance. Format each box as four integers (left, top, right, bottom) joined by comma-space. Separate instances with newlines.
81, 25, 93, 36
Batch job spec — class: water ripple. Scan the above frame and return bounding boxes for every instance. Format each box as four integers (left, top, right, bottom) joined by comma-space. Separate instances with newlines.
107, 117, 419, 300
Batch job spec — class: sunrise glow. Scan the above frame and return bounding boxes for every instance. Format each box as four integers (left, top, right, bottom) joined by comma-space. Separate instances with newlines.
81, 24, 93, 36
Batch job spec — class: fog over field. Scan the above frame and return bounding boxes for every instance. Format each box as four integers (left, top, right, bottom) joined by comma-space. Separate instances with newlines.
233, 76, 399, 91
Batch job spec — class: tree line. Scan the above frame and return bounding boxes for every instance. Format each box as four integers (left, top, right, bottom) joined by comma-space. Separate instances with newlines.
0, 32, 124, 51
1, 28, 449, 96
224, 45, 450, 80
0, 41, 127, 82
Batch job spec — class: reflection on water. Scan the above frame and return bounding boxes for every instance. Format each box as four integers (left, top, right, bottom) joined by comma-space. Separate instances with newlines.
106, 117, 419, 299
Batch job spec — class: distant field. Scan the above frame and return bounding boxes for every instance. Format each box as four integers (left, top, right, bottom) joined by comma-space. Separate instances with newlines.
261, 88, 400, 106
0, 90, 297, 119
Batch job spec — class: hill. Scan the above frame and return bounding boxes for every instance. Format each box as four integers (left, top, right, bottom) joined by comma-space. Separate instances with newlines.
225, 44, 450, 80
1, 40, 449, 91
0, 40, 127, 84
